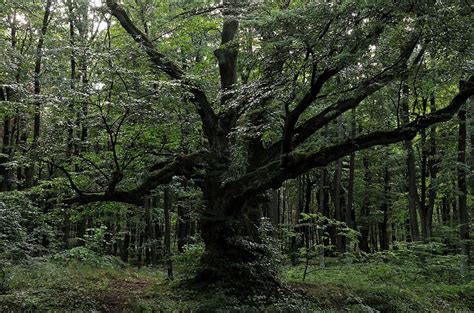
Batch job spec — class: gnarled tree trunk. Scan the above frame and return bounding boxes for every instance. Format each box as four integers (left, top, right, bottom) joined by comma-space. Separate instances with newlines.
197, 185, 279, 291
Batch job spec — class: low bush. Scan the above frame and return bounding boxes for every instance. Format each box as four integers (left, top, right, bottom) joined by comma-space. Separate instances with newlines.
51, 246, 125, 268
172, 243, 205, 279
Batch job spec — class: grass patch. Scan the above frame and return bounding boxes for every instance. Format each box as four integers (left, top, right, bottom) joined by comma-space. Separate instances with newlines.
0, 258, 165, 311
284, 260, 474, 312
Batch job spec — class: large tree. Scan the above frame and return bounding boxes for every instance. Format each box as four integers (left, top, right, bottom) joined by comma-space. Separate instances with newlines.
61, 0, 474, 291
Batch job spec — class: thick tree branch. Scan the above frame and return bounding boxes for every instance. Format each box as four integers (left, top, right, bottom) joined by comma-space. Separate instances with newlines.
225, 80, 474, 206
44, 160, 85, 196
292, 76, 391, 146
106, 0, 217, 146
281, 67, 340, 154
289, 85, 473, 174
262, 73, 395, 164
106, 0, 183, 78
64, 151, 207, 206
263, 37, 419, 164
278, 12, 395, 155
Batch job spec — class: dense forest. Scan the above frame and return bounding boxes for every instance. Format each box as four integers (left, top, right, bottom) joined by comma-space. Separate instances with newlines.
0, 0, 473, 311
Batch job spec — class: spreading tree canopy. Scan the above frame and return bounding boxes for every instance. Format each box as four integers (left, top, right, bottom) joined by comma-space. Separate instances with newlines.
4, 0, 471, 291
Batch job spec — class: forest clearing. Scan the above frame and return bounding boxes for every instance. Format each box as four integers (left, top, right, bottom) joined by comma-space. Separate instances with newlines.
0, 0, 473, 311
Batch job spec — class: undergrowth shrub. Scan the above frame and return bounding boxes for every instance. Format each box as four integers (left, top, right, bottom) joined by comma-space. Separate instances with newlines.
83, 225, 109, 252
51, 246, 125, 268
381, 241, 467, 283
172, 243, 205, 278
0, 200, 46, 260
0, 190, 59, 260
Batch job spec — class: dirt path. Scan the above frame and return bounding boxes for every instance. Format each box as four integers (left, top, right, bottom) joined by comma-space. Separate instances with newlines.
97, 276, 155, 312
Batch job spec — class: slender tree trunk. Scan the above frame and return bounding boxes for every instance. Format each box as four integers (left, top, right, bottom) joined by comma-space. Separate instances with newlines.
333, 160, 344, 252
63, 209, 70, 248
164, 187, 174, 279
1, 18, 15, 190
137, 233, 144, 267
360, 156, 371, 253
291, 176, 305, 265
334, 165, 344, 253
77, 218, 87, 246
2, 13, 23, 192
177, 204, 191, 253
401, 82, 420, 241
303, 176, 313, 249
370, 224, 378, 251
267, 189, 280, 228
66, 0, 76, 160
426, 94, 438, 240
470, 95, 474, 192
177, 205, 185, 253
1, 90, 12, 192
74, 1, 90, 158
420, 98, 429, 240
318, 169, 329, 267
452, 186, 458, 224
144, 196, 157, 267
346, 108, 356, 251
328, 117, 344, 253
457, 102, 470, 274
379, 167, 390, 250
121, 230, 130, 263
25, 0, 52, 188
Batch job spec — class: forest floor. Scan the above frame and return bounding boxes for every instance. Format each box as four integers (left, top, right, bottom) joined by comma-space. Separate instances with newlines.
0, 250, 473, 312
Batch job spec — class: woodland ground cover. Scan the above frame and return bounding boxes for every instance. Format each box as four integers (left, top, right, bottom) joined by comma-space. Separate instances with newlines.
0, 246, 472, 312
